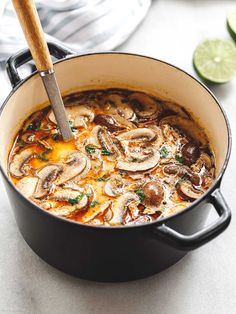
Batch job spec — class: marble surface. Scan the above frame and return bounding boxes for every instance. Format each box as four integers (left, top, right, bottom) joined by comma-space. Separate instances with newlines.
0, 1, 236, 313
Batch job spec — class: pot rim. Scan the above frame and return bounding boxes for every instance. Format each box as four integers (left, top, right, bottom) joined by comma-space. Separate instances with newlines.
0, 51, 232, 230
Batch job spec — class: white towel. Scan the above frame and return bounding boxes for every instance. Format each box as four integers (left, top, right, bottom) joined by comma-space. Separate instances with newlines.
0, 0, 151, 61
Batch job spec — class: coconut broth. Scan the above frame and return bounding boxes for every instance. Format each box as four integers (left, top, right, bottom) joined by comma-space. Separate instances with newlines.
8, 89, 215, 226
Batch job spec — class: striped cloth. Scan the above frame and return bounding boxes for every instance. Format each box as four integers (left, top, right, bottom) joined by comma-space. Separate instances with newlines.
0, 0, 151, 104
0, 0, 151, 61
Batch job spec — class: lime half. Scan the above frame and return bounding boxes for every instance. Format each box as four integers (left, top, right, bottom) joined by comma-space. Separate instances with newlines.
193, 39, 236, 83
227, 7, 236, 41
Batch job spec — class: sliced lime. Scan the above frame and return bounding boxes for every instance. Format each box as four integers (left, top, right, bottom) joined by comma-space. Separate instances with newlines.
227, 7, 236, 41
193, 39, 236, 83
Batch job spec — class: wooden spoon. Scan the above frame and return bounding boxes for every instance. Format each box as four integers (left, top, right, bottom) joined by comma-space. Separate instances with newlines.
12, 0, 73, 142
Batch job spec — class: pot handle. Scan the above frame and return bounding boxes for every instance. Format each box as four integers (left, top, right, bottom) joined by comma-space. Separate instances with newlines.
153, 189, 231, 251
6, 41, 75, 88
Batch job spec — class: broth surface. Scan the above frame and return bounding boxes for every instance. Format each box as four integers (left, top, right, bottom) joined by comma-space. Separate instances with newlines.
8, 89, 215, 226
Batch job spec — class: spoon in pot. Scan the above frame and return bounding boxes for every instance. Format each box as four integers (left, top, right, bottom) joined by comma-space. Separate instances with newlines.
12, 0, 73, 142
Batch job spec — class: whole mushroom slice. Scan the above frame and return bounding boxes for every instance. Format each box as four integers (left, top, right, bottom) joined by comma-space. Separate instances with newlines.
104, 175, 124, 197
103, 94, 135, 120
129, 92, 163, 119
117, 151, 160, 172
55, 152, 88, 185
159, 116, 208, 146
48, 105, 94, 127
16, 177, 39, 198
117, 128, 156, 142
109, 192, 140, 225
9, 147, 35, 178
176, 181, 203, 201
34, 164, 62, 199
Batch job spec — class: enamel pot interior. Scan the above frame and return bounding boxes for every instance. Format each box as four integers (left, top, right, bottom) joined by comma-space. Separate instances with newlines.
0, 53, 229, 181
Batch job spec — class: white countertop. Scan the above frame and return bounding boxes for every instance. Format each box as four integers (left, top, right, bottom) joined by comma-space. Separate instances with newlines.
0, 1, 236, 313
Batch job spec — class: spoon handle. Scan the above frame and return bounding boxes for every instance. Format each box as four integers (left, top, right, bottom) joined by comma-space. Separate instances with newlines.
12, 0, 73, 142
12, 0, 53, 71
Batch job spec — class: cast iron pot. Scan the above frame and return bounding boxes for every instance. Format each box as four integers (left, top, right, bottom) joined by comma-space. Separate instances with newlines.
0, 42, 232, 282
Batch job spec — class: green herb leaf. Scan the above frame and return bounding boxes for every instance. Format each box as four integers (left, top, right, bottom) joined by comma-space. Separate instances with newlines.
101, 148, 112, 156
37, 152, 49, 161
85, 145, 96, 154
160, 146, 169, 158
95, 176, 109, 182
27, 121, 41, 131
90, 200, 100, 208
136, 188, 145, 203
69, 120, 76, 132
175, 154, 183, 164
68, 194, 84, 205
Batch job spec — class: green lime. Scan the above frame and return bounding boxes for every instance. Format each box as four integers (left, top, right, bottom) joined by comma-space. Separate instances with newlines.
193, 39, 236, 83
227, 7, 236, 41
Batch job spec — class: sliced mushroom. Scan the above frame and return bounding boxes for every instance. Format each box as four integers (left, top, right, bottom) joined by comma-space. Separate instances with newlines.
129, 92, 163, 119
103, 94, 134, 120
110, 192, 140, 225
176, 181, 203, 201
104, 175, 124, 197
111, 114, 136, 129
9, 147, 35, 178
16, 177, 39, 198
70, 158, 91, 183
117, 150, 160, 172
149, 125, 164, 149
48, 105, 94, 127
161, 202, 189, 218
165, 101, 190, 118
191, 152, 213, 172
55, 152, 88, 185
128, 148, 154, 162
96, 126, 120, 156
160, 116, 208, 146
94, 114, 124, 132
50, 188, 88, 208
117, 128, 156, 142
34, 164, 62, 198
163, 164, 200, 186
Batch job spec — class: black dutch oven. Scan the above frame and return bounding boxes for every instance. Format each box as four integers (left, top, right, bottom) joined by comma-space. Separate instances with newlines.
0, 42, 232, 282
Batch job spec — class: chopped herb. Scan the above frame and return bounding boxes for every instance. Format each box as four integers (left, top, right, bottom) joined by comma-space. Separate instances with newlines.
101, 148, 112, 156
95, 176, 109, 182
160, 146, 169, 158
136, 188, 145, 203
85, 192, 92, 198
85, 145, 96, 154
175, 154, 183, 164
68, 194, 84, 205
18, 139, 26, 147
37, 152, 49, 161
69, 120, 76, 132
52, 134, 60, 141
27, 121, 41, 131
90, 200, 100, 208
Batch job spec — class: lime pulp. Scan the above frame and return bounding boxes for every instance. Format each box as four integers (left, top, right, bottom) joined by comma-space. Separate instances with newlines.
193, 39, 236, 83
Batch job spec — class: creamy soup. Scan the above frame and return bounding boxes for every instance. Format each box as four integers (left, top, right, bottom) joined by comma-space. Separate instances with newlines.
8, 89, 215, 226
